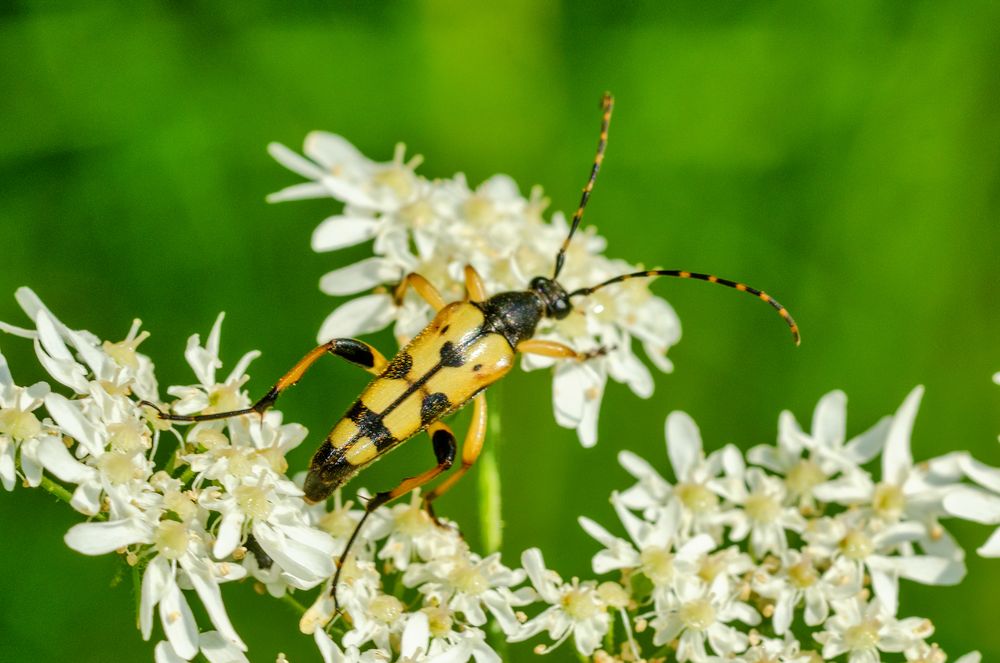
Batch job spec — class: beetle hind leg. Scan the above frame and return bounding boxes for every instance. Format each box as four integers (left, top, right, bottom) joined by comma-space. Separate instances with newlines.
422, 393, 488, 522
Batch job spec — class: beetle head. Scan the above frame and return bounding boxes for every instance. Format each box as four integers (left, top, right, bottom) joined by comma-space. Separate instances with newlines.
529, 276, 572, 320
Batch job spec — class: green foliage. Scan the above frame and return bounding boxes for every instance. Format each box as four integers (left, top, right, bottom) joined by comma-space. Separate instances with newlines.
1, 1, 998, 660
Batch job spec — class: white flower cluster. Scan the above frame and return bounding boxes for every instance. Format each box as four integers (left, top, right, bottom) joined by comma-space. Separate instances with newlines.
267, 133, 681, 446
3, 286, 999, 661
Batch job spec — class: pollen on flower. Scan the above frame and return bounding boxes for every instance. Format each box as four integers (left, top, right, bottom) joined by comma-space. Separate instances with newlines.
597, 581, 629, 609
108, 421, 150, 454
843, 619, 881, 651
97, 452, 141, 485
369, 594, 405, 623
560, 586, 601, 620
788, 558, 819, 589
839, 529, 875, 560
0, 406, 42, 441
745, 491, 781, 524
101, 328, 150, 370
640, 546, 676, 585
235, 484, 273, 520
678, 598, 716, 631
449, 562, 488, 595
675, 482, 718, 514
164, 490, 197, 521
423, 606, 454, 637
154, 520, 190, 560
785, 459, 826, 498
872, 482, 905, 520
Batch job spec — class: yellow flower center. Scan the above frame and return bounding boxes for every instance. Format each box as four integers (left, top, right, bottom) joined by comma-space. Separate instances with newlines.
640, 546, 676, 585
423, 606, 453, 637
675, 482, 718, 514
0, 406, 41, 442
107, 421, 149, 454
163, 490, 197, 522
844, 619, 880, 651
450, 564, 488, 595
319, 509, 356, 538
394, 503, 432, 535
788, 559, 819, 588
154, 520, 189, 559
101, 330, 150, 370
97, 452, 140, 485
207, 384, 241, 414
785, 459, 826, 497
369, 594, 404, 623
839, 529, 874, 560
235, 484, 272, 520
561, 586, 600, 620
872, 482, 905, 521
679, 598, 716, 631
745, 490, 781, 524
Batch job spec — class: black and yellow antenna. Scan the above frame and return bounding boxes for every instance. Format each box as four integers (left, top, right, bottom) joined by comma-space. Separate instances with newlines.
553, 92, 614, 280
570, 269, 801, 345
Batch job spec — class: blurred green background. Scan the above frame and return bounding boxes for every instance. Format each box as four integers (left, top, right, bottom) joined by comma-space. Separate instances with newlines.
1, 1, 998, 661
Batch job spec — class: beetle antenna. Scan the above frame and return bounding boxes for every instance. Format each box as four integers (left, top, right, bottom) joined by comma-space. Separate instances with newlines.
569, 269, 801, 345
553, 92, 614, 280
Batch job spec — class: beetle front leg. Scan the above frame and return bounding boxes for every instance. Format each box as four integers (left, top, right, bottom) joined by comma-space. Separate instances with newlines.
463, 265, 488, 303
141, 338, 388, 422
516, 339, 611, 362
393, 272, 446, 312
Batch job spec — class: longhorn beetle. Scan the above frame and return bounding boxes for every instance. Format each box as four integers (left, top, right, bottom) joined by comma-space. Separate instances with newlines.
145, 93, 800, 611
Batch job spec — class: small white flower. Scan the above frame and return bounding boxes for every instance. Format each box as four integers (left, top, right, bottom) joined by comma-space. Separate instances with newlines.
753, 551, 861, 634
814, 596, 933, 663
0, 350, 52, 490
509, 547, 610, 656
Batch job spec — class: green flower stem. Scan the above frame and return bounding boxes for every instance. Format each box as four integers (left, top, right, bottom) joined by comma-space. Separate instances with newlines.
478, 385, 503, 555
33, 466, 108, 522
132, 562, 143, 630
279, 592, 308, 616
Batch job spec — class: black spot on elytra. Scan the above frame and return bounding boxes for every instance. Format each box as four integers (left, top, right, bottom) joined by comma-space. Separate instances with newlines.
344, 400, 395, 451
383, 351, 413, 379
439, 341, 465, 367
473, 363, 483, 372
421, 392, 451, 425
440, 324, 450, 335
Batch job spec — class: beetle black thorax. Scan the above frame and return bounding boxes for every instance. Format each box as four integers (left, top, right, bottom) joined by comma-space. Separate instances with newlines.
479, 291, 544, 349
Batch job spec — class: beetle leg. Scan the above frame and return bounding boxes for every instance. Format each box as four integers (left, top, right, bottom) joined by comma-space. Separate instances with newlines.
331, 421, 456, 612
463, 265, 488, 303
423, 393, 487, 520
141, 338, 387, 422
393, 272, 446, 312
515, 338, 611, 361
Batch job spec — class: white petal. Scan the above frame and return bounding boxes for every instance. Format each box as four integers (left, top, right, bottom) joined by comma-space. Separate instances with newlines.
976, 527, 1000, 557
44, 393, 103, 457
844, 416, 890, 464
666, 411, 702, 480
154, 641, 186, 663
400, 611, 430, 659
943, 486, 1000, 525
267, 181, 332, 203
65, 518, 151, 555
182, 558, 247, 651
35, 435, 97, 484
199, 632, 250, 663
0, 350, 12, 388
311, 215, 378, 252
812, 390, 846, 447
959, 454, 1000, 492
34, 341, 89, 393
267, 142, 326, 180
882, 386, 923, 484
160, 581, 199, 660
314, 628, 346, 663
317, 294, 396, 342
304, 131, 368, 171
213, 511, 246, 559
552, 362, 586, 428
319, 257, 399, 296
142, 557, 171, 640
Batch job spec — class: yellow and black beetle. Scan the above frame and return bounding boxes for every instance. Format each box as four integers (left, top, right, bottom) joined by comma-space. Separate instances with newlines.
145, 93, 799, 607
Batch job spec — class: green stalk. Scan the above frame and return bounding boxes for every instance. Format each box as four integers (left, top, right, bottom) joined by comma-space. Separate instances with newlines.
279, 593, 308, 616
478, 385, 503, 555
